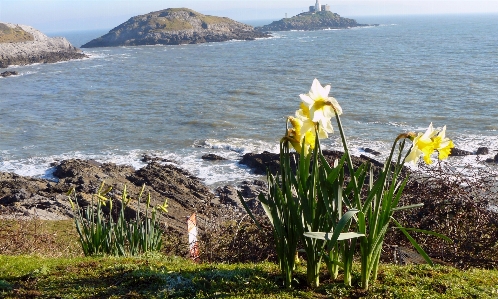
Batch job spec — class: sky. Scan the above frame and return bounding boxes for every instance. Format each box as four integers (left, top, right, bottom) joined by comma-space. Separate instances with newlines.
1, 0, 498, 33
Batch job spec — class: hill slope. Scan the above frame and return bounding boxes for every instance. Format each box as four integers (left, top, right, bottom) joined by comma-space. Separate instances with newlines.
82, 8, 270, 48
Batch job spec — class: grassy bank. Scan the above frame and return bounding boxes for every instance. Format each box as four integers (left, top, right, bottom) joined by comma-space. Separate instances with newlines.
1, 255, 497, 298
1, 219, 497, 298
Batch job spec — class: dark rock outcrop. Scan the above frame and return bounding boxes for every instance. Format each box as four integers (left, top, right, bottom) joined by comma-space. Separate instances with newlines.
476, 147, 489, 155
0, 159, 225, 233
0, 22, 87, 68
202, 154, 227, 161
82, 8, 269, 48
257, 11, 374, 31
449, 148, 473, 156
485, 154, 498, 164
239, 150, 389, 177
1, 71, 17, 77
362, 147, 382, 156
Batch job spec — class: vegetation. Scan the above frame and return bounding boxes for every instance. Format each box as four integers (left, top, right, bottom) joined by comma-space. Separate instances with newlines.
67, 182, 168, 256
1, 254, 497, 298
148, 8, 235, 32
0, 24, 34, 43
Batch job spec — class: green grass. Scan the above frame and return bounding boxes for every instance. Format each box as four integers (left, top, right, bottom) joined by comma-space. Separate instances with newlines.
0, 255, 497, 298
1, 219, 497, 298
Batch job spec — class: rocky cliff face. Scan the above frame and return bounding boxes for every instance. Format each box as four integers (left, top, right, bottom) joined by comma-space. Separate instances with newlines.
81, 8, 270, 48
0, 23, 87, 68
258, 11, 370, 31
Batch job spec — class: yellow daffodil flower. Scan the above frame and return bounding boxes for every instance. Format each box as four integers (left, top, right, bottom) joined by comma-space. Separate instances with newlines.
299, 79, 342, 134
405, 123, 454, 165
296, 103, 333, 138
284, 116, 316, 155
158, 198, 169, 213
405, 123, 437, 164
432, 125, 454, 160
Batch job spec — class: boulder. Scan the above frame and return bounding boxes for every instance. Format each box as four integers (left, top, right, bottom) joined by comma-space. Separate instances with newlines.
476, 147, 489, 155
202, 154, 227, 161
449, 148, 473, 156
1, 71, 18, 77
362, 147, 382, 156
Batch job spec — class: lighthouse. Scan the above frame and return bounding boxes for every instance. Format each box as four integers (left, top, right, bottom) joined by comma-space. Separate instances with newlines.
315, 0, 321, 12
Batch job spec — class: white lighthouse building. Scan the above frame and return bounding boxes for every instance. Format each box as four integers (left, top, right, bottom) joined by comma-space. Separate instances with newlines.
315, 0, 321, 12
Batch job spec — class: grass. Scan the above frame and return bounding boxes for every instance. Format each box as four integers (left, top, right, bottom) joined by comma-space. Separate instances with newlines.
1, 255, 497, 298
0, 24, 34, 43
1, 219, 497, 298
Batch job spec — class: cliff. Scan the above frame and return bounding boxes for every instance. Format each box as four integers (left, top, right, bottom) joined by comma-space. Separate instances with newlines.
82, 8, 270, 48
258, 11, 371, 31
0, 23, 87, 68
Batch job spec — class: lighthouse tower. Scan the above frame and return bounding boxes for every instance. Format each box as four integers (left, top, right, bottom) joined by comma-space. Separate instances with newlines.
315, 0, 321, 12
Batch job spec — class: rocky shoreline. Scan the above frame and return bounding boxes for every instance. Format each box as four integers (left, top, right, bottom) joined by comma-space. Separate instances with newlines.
1, 149, 497, 267
0, 23, 87, 68
1, 147, 496, 229
0, 157, 267, 234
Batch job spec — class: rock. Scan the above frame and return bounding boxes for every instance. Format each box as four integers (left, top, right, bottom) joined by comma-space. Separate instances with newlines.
488, 154, 498, 163
449, 148, 473, 156
1, 71, 18, 77
202, 154, 227, 161
239, 149, 398, 181
257, 11, 375, 31
476, 147, 489, 155
362, 147, 382, 156
0, 159, 225, 233
141, 154, 172, 163
239, 151, 291, 175
215, 180, 267, 215
81, 8, 270, 48
0, 22, 87, 68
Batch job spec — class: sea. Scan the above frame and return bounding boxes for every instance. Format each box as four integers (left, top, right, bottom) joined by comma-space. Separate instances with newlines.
1, 14, 497, 189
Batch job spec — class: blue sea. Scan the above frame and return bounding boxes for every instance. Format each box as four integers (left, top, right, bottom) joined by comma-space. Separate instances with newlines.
1, 14, 497, 188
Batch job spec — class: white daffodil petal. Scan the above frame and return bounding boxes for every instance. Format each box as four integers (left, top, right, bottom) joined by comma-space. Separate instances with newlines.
300, 94, 314, 106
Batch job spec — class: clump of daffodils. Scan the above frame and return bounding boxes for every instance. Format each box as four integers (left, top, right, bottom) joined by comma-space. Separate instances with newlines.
405, 123, 455, 164
283, 79, 454, 166
283, 78, 342, 155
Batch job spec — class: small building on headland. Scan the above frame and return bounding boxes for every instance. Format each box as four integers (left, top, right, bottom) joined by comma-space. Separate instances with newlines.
309, 0, 330, 13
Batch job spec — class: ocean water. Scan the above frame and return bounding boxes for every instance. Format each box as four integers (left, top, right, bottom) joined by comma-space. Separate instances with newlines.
1, 14, 497, 188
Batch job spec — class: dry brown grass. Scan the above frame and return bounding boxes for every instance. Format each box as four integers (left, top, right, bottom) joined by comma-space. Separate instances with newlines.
0, 24, 34, 43
0, 218, 81, 257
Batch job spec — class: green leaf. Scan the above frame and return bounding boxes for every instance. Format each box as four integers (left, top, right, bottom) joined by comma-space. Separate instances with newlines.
304, 231, 365, 241
392, 203, 424, 211
391, 217, 435, 266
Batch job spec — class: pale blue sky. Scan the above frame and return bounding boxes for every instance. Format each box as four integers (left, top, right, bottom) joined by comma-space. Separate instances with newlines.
1, 0, 497, 32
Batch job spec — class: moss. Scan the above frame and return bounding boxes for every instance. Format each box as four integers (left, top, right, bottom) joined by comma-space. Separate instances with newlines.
150, 18, 193, 31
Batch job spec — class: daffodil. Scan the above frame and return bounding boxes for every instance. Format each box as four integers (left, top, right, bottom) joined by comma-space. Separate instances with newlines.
405, 123, 454, 165
299, 78, 342, 133
405, 123, 437, 164
296, 103, 333, 138
158, 198, 169, 213
432, 125, 454, 160
284, 116, 315, 155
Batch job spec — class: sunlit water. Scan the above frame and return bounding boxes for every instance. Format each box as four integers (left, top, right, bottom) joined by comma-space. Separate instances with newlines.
1, 15, 497, 189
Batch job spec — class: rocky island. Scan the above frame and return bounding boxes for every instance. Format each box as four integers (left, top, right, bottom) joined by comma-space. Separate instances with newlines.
82, 8, 270, 48
0, 23, 86, 68
258, 10, 372, 31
